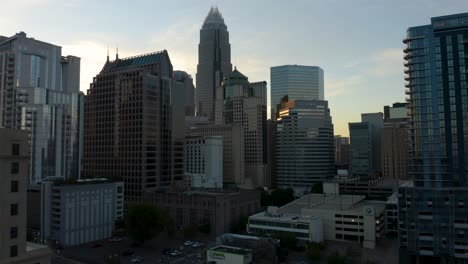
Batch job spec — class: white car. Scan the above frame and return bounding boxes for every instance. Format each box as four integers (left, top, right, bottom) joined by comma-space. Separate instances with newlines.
184, 240, 193, 246
131, 256, 144, 263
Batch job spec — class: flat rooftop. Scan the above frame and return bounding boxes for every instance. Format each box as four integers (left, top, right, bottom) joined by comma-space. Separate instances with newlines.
210, 245, 251, 256
249, 210, 319, 223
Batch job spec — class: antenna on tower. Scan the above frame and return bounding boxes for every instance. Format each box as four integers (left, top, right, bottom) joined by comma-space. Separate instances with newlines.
116, 43, 119, 60
106, 44, 109, 63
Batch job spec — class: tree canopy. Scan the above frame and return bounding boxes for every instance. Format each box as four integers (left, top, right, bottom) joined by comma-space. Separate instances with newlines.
126, 203, 168, 244
270, 188, 295, 207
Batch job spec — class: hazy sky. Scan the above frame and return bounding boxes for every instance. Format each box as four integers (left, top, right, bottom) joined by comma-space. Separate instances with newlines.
2, 0, 467, 136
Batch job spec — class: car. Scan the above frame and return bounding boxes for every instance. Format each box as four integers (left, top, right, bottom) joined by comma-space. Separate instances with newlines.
108, 237, 123, 242
196, 253, 202, 258
131, 256, 144, 263
91, 243, 103, 248
162, 248, 172, 255
191, 242, 200, 248
184, 240, 193, 246
121, 249, 134, 256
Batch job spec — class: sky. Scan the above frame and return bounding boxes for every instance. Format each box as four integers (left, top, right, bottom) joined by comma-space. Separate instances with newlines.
2, 0, 467, 136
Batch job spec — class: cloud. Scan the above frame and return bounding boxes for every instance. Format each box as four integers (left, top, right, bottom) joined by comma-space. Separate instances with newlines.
325, 74, 363, 98
367, 48, 403, 77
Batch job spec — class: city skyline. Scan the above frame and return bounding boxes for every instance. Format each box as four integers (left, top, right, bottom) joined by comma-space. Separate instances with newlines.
2, 0, 466, 136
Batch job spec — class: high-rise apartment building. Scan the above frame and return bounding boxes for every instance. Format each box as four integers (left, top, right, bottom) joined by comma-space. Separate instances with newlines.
275, 99, 334, 190
384, 102, 408, 120
270, 65, 324, 118
334, 135, 350, 167
174, 70, 195, 116
196, 7, 232, 121
214, 68, 267, 187
83, 51, 181, 202
361, 112, 383, 174
382, 121, 409, 180
0, 32, 84, 183
349, 122, 371, 179
399, 13, 468, 262
0, 128, 51, 263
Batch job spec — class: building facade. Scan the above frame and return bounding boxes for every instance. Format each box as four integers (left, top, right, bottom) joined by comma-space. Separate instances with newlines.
399, 13, 468, 262
382, 121, 409, 179
349, 122, 371, 179
83, 51, 181, 202
196, 7, 232, 121
270, 65, 324, 118
0, 32, 84, 183
0, 129, 51, 264
334, 135, 350, 168
384, 102, 408, 120
145, 189, 260, 236
40, 179, 123, 246
275, 99, 334, 190
361, 113, 384, 174
185, 136, 223, 188
174, 70, 195, 116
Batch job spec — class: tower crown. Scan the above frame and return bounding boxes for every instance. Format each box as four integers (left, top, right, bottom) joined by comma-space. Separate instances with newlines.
203, 6, 226, 27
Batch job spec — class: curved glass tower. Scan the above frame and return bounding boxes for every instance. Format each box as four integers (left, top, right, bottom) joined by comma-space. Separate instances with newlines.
196, 7, 232, 121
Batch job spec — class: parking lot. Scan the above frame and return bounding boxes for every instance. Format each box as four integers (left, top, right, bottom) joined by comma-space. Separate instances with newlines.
58, 236, 209, 264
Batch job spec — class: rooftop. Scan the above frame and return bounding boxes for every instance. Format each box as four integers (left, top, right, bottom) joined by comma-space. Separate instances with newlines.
210, 245, 251, 256
101, 51, 166, 73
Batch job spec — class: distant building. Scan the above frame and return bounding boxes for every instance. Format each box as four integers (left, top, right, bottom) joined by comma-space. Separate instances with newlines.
145, 189, 260, 236
270, 65, 324, 118
349, 122, 371, 178
174, 70, 195, 116
207, 245, 253, 264
185, 136, 223, 188
361, 113, 383, 174
382, 121, 409, 179
196, 7, 232, 121
83, 51, 182, 202
275, 99, 334, 190
248, 191, 386, 249
384, 102, 408, 120
334, 136, 350, 168
40, 178, 123, 246
0, 32, 84, 183
0, 128, 51, 263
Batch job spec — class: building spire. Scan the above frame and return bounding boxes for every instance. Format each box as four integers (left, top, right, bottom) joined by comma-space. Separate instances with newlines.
116, 44, 119, 60
106, 44, 109, 63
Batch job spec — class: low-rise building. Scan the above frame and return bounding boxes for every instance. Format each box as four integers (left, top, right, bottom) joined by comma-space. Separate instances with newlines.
186, 136, 223, 188
207, 245, 253, 264
247, 192, 386, 249
40, 178, 124, 246
145, 189, 260, 236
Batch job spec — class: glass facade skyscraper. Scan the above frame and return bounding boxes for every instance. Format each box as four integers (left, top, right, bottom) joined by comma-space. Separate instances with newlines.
399, 13, 468, 262
270, 65, 324, 119
275, 99, 334, 190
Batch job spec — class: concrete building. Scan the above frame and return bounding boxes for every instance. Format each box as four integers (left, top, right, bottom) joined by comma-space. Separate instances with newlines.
0, 32, 84, 183
185, 136, 223, 188
385, 192, 398, 237
83, 51, 182, 202
0, 129, 51, 264
207, 245, 253, 264
247, 206, 323, 243
247, 191, 386, 249
40, 178, 123, 246
323, 179, 402, 201
384, 102, 408, 120
349, 122, 371, 179
215, 68, 268, 187
145, 189, 260, 236
400, 13, 468, 262
196, 7, 232, 121
174, 70, 195, 116
334, 136, 350, 168
270, 65, 324, 118
275, 99, 334, 190
361, 113, 383, 174
187, 125, 245, 187
382, 121, 409, 179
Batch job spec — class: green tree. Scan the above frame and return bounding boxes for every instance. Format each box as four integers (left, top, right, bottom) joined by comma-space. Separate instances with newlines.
198, 222, 211, 234
306, 241, 325, 262
260, 190, 272, 207
104, 255, 120, 264
275, 233, 298, 250
271, 188, 295, 206
126, 203, 166, 244
327, 251, 347, 264
311, 182, 323, 194
183, 224, 198, 239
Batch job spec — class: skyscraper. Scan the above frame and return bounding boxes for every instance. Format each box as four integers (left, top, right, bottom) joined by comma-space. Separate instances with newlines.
361, 112, 383, 174
174, 70, 195, 116
83, 50, 181, 202
196, 7, 232, 121
270, 65, 324, 118
349, 122, 371, 178
399, 13, 468, 262
275, 99, 334, 190
334, 135, 350, 168
0, 32, 84, 183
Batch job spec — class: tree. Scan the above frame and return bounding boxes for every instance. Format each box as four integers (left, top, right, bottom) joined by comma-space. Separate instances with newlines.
271, 188, 295, 206
311, 182, 323, 194
327, 251, 347, 264
183, 224, 198, 239
126, 203, 167, 244
104, 255, 120, 264
306, 242, 325, 262
260, 190, 272, 207
198, 222, 211, 235
275, 233, 297, 250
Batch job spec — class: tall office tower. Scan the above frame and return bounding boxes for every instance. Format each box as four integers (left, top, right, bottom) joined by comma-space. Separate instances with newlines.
382, 121, 409, 179
334, 135, 350, 167
196, 7, 232, 121
270, 65, 324, 119
83, 50, 180, 202
215, 68, 268, 187
349, 122, 371, 179
0, 32, 84, 183
0, 129, 51, 263
275, 99, 334, 190
185, 136, 223, 188
384, 102, 408, 120
174, 70, 195, 116
399, 13, 468, 262
361, 112, 383, 174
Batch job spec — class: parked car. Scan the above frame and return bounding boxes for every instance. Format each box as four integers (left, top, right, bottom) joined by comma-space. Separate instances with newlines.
131, 256, 144, 263
192, 242, 201, 248
184, 240, 193, 246
162, 248, 172, 255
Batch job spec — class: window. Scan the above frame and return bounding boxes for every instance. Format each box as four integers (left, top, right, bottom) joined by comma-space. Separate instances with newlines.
11, 181, 18, 193
10, 245, 17, 257
10, 227, 17, 239
11, 144, 19, 156
10, 204, 18, 216
10, 162, 19, 174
